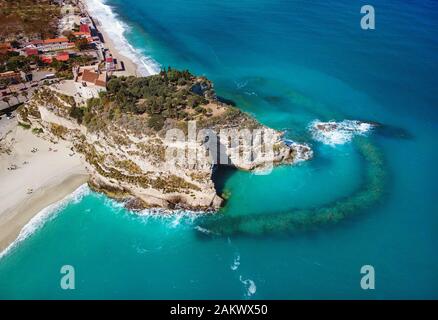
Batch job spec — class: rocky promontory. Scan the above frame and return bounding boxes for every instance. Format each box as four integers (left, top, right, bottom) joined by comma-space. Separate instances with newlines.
17, 68, 312, 211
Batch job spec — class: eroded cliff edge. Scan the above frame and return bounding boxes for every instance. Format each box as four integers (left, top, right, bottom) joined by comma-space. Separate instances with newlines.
17, 69, 312, 212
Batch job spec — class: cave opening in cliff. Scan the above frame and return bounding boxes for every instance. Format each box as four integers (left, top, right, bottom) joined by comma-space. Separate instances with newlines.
211, 164, 237, 198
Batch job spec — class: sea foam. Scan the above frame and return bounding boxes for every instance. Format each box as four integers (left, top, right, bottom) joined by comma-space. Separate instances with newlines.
239, 276, 257, 298
309, 119, 374, 146
85, 0, 161, 76
133, 208, 208, 230
0, 184, 91, 260
231, 253, 241, 271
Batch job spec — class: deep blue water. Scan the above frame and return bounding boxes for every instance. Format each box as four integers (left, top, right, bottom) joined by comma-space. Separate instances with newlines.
0, 0, 437, 299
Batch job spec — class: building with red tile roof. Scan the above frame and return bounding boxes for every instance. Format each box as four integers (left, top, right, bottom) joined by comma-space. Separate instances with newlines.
31, 38, 74, 53
79, 68, 106, 87
79, 23, 91, 35
25, 48, 39, 57
73, 31, 89, 37
43, 38, 69, 45
73, 65, 107, 98
31, 40, 44, 46
40, 55, 53, 64
55, 52, 70, 62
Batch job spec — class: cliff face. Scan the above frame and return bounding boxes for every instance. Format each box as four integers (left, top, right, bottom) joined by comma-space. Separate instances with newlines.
18, 71, 312, 212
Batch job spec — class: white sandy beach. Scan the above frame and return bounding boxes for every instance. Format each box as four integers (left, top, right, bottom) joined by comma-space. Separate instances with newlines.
99, 26, 139, 77
0, 122, 89, 252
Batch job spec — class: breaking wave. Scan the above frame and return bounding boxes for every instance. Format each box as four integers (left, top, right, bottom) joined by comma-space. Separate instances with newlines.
309, 120, 374, 146
0, 184, 90, 260
231, 253, 241, 271
239, 276, 257, 298
85, 0, 161, 76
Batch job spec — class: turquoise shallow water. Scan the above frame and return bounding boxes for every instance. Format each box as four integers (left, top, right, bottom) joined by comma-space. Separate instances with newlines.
1, 0, 438, 299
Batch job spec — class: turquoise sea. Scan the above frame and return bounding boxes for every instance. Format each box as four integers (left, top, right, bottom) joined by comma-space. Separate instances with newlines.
1, 0, 437, 299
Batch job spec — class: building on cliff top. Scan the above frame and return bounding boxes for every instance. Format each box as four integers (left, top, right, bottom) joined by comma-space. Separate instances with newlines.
31, 38, 75, 53
73, 65, 107, 99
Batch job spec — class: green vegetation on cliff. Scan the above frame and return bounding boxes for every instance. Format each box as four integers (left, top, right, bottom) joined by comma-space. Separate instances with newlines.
75, 68, 253, 132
